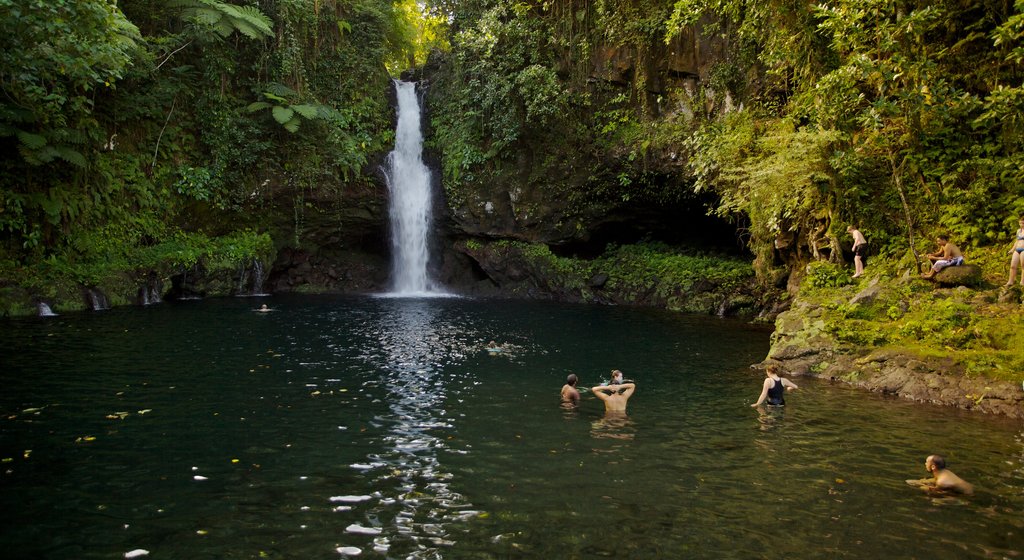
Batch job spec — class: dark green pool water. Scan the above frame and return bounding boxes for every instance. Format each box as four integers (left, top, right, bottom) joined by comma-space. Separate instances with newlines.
1, 295, 1021, 559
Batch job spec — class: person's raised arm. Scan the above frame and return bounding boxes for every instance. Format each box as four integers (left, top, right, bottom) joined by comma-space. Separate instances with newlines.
619, 383, 636, 398
751, 378, 770, 407
591, 387, 611, 401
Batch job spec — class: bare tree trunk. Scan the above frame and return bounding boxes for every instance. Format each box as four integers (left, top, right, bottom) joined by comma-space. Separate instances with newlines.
890, 153, 922, 272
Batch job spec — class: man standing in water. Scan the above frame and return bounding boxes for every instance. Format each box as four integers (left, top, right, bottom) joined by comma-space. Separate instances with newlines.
908, 454, 974, 494
561, 373, 581, 406
591, 382, 636, 413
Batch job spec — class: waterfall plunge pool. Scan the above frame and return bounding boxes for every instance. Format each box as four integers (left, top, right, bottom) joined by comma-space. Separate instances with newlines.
0, 294, 1021, 559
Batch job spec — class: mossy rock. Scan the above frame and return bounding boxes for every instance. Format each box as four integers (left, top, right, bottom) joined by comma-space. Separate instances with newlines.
934, 264, 983, 287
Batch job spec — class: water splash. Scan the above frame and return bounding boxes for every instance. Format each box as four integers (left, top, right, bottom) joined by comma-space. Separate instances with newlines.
384, 80, 445, 297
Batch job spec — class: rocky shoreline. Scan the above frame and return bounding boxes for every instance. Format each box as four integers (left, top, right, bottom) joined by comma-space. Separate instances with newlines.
766, 292, 1024, 420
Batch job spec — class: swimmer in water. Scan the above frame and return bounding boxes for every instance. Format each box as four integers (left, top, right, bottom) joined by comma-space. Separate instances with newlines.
561, 373, 581, 406
591, 382, 635, 413
256, 304, 272, 313
907, 454, 974, 495
751, 365, 798, 407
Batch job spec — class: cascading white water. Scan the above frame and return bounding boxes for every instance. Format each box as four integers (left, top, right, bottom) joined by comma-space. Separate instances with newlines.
385, 80, 442, 296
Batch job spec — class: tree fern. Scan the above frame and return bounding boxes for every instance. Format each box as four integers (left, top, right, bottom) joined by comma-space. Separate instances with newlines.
168, 0, 273, 40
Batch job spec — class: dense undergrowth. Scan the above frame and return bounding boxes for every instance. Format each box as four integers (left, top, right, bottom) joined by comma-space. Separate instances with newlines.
467, 240, 757, 314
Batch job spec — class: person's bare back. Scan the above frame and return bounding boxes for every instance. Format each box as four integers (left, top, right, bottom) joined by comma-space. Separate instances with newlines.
561, 373, 581, 406
591, 383, 635, 412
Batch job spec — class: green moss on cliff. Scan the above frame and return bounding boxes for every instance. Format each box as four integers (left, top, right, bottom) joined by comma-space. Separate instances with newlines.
788, 256, 1024, 384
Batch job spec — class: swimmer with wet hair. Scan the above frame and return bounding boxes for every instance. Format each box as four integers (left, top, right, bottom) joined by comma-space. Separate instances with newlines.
907, 454, 974, 495
561, 373, 581, 406
925, 454, 974, 494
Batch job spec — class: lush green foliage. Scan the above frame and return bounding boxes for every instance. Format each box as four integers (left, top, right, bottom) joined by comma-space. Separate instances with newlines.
0, 0, 422, 303
681, 0, 1024, 271
483, 240, 754, 312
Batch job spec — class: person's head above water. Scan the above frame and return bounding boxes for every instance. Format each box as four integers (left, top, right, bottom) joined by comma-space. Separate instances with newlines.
926, 454, 947, 471
610, 370, 624, 384
765, 364, 780, 377
566, 373, 578, 387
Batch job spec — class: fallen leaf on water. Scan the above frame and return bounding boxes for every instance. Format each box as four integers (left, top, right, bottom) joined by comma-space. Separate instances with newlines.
137, 409, 152, 415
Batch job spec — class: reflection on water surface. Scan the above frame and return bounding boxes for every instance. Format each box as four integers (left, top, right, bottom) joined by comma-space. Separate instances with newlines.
0, 294, 1021, 559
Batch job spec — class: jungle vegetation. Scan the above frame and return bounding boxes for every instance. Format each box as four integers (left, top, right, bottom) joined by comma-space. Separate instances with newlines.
427, 0, 1023, 276
1, 0, 1022, 310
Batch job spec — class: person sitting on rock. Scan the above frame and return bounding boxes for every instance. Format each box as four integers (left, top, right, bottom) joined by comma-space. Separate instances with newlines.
922, 234, 964, 279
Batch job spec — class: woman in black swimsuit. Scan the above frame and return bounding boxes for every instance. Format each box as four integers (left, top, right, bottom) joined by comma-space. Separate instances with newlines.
751, 365, 799, 407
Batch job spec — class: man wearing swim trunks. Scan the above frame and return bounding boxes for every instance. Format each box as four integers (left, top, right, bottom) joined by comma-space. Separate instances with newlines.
847, 226, 868, 278
922, 235, 963, 278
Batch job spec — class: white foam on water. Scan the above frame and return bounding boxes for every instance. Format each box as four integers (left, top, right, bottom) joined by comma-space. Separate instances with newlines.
330, 495, 372, 503
124, 550, 149, 559
345, 524, 382, 535
335, 546, 362, 556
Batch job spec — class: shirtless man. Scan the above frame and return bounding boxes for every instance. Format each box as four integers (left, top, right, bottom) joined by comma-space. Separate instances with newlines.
847, 226, 868, 278
922, 235, 964, 278
591, 382, 635, 413
560, 373, 581, 406
907, 454, 974, 495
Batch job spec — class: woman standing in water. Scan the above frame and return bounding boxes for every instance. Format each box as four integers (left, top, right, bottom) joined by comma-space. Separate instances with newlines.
751, 365, 798, 407
1007, 216, 1024, 286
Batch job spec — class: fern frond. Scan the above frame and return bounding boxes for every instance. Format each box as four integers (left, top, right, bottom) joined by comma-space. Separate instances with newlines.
55, 147, 87, 167
16, 131, 47, 150
272, 106, 295, 124
265, 83, 297, 98
246, 101, 272, 112
291, 104, 319, 120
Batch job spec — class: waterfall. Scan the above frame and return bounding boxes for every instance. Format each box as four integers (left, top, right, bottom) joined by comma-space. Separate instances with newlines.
251, 260, 266, 296
385, 80, 443, 296
235, 260, 268, 297
139, 277, 162, 306
86, 288, 109, 311
37, 302, 57, 317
